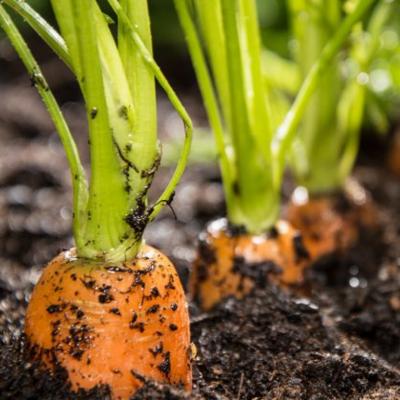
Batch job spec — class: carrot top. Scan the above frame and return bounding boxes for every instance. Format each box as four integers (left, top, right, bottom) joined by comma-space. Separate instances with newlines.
0, 0, 192, 263
287, 0, 395, 194
175, 0, 376, 234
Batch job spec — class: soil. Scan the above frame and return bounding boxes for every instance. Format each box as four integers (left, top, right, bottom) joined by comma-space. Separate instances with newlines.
0, 52, 399, 399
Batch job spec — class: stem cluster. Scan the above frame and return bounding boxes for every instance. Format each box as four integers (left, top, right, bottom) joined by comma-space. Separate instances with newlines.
0, 0, 192, 262
175, 0, 376, 234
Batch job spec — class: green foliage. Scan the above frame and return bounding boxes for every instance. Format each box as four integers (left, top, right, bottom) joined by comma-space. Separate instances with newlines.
175, 0, 374, 233
289, 0, 346, 193
363, 0, 400, 133
272, 0, 400, 192
0, 0, 192, 262
175, 0, 278, 233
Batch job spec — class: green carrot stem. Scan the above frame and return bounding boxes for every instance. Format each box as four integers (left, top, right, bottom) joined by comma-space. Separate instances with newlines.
118, 0, 158, 160
118, 0, 158, 211
107, 0, 193, 221
0, 3, 88, 250
74, 0, 130, 259
239, 0, 272, 155
272, 0, 376, 186
4, 0, 71, 68
173, 0, 237, 221
176, 0, 278, 233
194, 0, 233, 136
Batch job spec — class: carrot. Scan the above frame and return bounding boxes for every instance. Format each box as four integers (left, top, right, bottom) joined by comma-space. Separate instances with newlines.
284, 0, 387, 264
174, 0, 372, 310
0, 1, 193, 397
190, 219, 309, 311
25, 245, 191, 399
286, 181, 378, 262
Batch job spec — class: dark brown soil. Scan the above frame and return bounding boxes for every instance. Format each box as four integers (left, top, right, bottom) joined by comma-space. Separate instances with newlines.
0, 54, 399, 399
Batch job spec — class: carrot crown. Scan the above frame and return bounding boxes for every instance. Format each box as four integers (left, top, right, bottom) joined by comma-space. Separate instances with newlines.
0, 0, 192, 263
174, 0, 375, 234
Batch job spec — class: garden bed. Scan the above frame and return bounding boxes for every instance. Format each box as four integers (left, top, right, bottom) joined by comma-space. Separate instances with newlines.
0, 110, 399, 398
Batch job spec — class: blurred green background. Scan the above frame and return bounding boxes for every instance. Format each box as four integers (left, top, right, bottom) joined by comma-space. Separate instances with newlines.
2, 0, 399, 164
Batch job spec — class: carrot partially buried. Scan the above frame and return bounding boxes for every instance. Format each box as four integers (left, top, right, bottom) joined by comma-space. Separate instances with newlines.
284, 0, 386, 261
0, 0, 193, 398
286, 181, 378, 262
191, 219, 309, 311
174, 0, 372, 309
26, 246, 191, 398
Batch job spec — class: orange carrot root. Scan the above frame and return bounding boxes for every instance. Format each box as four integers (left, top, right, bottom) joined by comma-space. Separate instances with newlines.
190, 218, 310, 311
286, 179, 379, 262
25, 245, 192, 399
